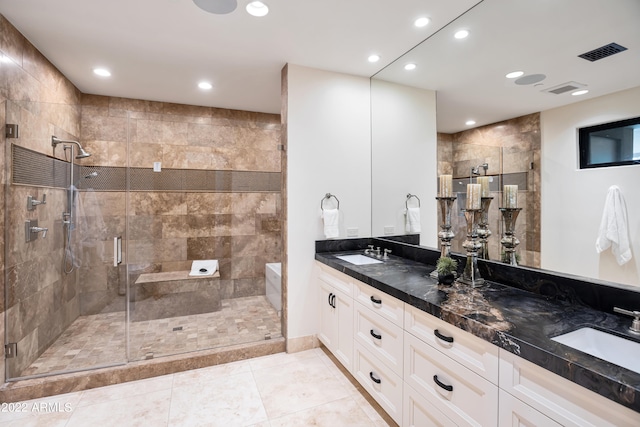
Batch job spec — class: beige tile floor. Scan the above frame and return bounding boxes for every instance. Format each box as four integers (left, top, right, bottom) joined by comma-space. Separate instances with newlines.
21, 296, 281, 377
0, 349, 392, 427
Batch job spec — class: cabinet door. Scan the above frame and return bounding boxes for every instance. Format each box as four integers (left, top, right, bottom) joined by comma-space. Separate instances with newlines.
404, 332, 498, 427
333, 287, 354, 372
499, 389, 561, 427
318, 279, 337, 350
404, 382, 456, 427
317, 273, 353, 372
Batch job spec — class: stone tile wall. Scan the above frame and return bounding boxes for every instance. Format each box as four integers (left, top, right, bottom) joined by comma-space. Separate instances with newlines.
1, 13, 283, 381
437, 113, 541, 267
79, 96, 282, 311
0, 15, 82, 380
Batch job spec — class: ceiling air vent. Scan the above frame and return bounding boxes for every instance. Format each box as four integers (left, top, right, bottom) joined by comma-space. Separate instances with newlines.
542, 81, 586, 95
578, 42, 628, 62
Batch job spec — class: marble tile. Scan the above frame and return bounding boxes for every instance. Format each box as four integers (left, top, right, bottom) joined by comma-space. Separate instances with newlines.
269, 396, 378, 427
66, 388, 171, 427
169, 371, 268, 427
248, 348, 317, 371
77, 375, 174, 407
252, 355, 350, 419
172, 359, 251, 388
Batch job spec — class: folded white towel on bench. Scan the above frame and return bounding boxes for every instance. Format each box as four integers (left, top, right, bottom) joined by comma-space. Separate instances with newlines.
189, 260, 219, 276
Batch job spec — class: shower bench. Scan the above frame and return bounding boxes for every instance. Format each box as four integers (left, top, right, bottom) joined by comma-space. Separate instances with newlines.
132, 270, 221, 321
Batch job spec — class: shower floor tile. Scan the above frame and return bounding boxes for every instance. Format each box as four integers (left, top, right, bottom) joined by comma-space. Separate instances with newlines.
19, 296, 282, 377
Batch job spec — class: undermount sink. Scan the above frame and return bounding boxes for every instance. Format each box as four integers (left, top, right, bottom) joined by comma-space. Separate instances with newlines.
551, 327, 640, 374
335, 254, 383, 266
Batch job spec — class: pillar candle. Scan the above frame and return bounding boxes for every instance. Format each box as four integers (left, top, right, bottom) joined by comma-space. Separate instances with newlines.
503, 185, 518, 208
477, 176, 490, 197
439, 174, 453, 197
466, 184, 481, 209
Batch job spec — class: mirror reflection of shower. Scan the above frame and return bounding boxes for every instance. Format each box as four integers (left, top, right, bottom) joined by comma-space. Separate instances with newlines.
51, 136, 91, 274
470, 163, 489, 182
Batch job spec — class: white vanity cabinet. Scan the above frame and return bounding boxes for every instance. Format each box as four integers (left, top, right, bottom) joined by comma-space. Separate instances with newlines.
315, 260, 640, 427
315, 263, 354, 372
499, 349, 640, 427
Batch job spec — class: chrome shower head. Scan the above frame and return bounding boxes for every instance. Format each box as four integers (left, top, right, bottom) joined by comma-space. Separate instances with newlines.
52, 136, 91, 159
76, 148, 91, 159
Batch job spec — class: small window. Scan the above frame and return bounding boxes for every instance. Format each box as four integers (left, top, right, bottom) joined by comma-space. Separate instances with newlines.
579, 117, 640, 169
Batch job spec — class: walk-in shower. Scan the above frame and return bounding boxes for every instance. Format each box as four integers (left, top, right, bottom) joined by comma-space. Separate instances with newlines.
52, 135, 92, 274
4, 100, 282, 386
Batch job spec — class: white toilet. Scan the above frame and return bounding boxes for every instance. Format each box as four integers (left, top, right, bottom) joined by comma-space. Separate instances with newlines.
265, 263, 281, 312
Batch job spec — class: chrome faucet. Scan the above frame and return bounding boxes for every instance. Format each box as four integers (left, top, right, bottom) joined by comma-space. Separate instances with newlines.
383, 249, 392, 260
30, 226, 48, 238
364, 245, 375, 255
614, 307, 640, 334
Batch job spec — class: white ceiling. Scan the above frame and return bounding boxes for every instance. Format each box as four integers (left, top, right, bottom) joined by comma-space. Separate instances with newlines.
0, 0, 638, 133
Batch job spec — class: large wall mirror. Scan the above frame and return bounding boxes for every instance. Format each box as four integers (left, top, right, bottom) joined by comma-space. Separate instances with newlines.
370, 0, 640, 269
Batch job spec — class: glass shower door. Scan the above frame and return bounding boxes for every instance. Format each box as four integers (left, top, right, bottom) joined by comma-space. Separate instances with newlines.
3, 100, 127, 380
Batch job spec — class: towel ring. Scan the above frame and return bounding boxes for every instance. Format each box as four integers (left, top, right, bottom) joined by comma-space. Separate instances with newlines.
321, 193, 340, 211
406, 193, 421, 209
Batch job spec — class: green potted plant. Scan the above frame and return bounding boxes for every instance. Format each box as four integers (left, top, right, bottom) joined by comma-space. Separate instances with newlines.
436, 256, 458, 285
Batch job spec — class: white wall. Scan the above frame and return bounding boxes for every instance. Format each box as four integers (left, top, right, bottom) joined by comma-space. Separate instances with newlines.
541, 86, 640, 286
370, 79, 438, 246
286, 64, 372, 341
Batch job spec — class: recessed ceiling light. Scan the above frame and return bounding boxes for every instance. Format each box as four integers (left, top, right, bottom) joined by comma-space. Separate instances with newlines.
93, 68, 111, 77
454, 30, 469, 39
246, 1, 269, 17
1, 54, 13, 63
572, 89, 589, 96
368, 54, 380, 63
465, 120, 476, 126
414, 17, 430, 28
198, 82, 213, 90
404, 63, 417, 71
506, 71, 524, 79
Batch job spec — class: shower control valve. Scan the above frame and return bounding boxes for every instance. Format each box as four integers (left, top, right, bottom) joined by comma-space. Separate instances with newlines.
25, 219, 48, 242
27, 194, 46, 211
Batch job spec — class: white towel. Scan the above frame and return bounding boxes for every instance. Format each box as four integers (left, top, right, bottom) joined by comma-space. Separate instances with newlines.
322, 209, 340, 239
189, 260, 218, 276
596, 185, 632, 266
405, 207, 421, 233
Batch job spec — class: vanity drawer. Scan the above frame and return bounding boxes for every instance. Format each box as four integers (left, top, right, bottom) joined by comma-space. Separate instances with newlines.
404, 304, 499, 383
499, 349, 640, 427
353, 280, 404, 327
405, 332, 498, 427
315, 261, 354, 297
353, 342, 403, 425
354, 302, 403, 376
404, 382, 456, 427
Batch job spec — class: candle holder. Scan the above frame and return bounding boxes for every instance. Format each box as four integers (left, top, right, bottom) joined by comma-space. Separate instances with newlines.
477, 197, 494, 260
430, 196, 457, 279
500, 208, 522, 266
459, 209, 484, 287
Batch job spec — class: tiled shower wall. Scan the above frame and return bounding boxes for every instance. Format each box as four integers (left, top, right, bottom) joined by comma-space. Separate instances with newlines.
0, 15, 83, 380
437, 113, 541, 267
1, 13, 282, 381
79, 95, 282, 307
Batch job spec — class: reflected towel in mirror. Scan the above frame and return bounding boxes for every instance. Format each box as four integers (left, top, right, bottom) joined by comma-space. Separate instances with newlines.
596, 185, 632, 266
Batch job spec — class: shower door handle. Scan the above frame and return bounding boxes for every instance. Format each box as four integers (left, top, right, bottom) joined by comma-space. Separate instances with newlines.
113, 236, 122, 266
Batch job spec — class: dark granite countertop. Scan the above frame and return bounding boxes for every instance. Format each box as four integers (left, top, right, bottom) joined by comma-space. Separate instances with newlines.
315, 250, 640, 413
